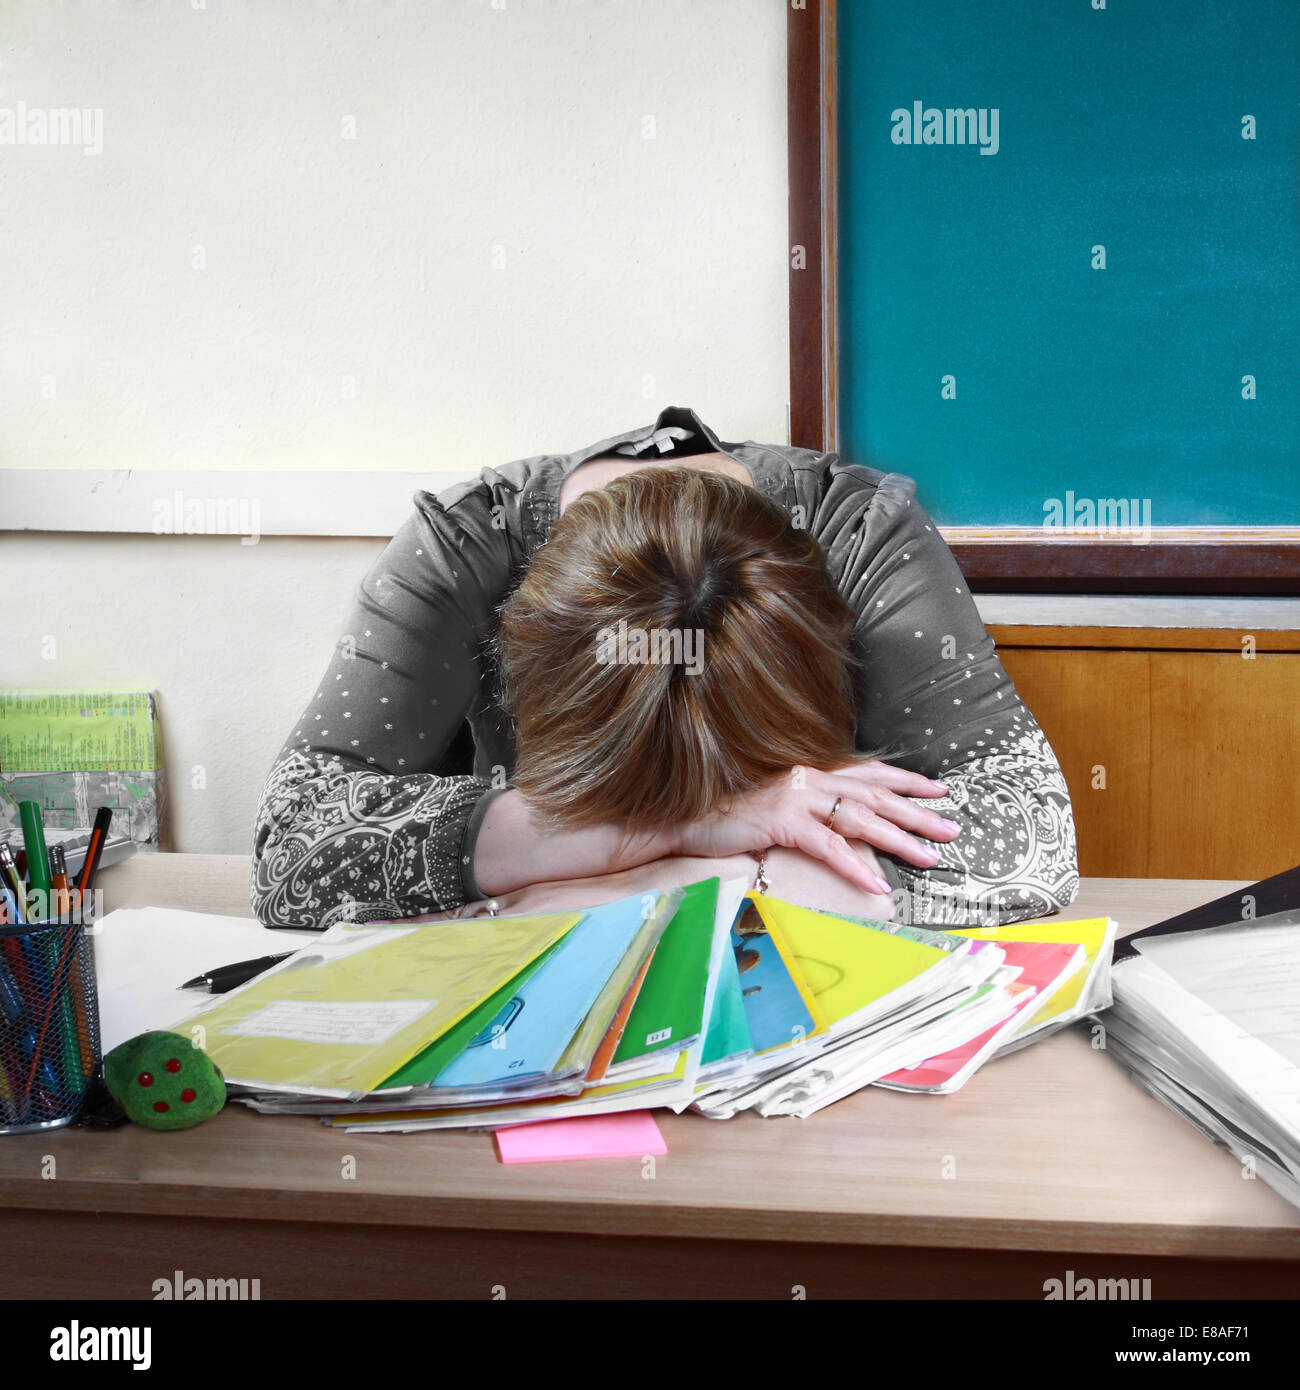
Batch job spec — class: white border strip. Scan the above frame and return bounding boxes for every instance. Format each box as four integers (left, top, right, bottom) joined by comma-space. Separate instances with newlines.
6, 469, 1297, 547
975, 594, 1300, 630
5, 470, 1299, 630
1, 468, 476, 538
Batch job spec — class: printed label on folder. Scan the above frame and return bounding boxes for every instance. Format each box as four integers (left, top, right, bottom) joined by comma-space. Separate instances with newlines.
224, 999, 437, 1047
645, 1027, 672, 1046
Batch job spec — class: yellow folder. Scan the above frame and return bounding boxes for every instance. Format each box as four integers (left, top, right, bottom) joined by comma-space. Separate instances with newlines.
175, 912, 583, 1095
746, 895, 948, 1027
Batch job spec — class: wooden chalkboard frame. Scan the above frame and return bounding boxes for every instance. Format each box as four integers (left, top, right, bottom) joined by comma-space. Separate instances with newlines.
788, 0, 1300, 594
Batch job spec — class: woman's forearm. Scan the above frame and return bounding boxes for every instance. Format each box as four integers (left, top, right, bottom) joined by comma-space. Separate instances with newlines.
463, 853, 758, 920
470, 788, 681, 898
468, 843, 891, 924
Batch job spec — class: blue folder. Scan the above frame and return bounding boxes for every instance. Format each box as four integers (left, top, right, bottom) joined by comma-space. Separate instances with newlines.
432, 890, 656, 1087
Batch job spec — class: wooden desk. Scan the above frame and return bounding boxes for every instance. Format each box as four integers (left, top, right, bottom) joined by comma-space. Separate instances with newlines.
1, 855, 1297, 1300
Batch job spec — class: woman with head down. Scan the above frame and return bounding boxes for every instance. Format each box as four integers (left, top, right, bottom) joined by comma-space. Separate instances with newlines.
251, 407, 1077, 930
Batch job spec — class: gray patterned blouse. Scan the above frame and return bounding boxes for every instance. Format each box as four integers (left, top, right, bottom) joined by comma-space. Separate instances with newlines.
250, 405, 1079, 930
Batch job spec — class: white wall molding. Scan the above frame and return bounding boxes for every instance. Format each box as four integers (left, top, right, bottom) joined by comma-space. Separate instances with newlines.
975, 593, 1300, 630
2, 468, 475, 538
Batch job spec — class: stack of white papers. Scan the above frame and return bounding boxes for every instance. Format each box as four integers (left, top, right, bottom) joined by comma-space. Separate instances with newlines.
1098, 909, 1300, 1212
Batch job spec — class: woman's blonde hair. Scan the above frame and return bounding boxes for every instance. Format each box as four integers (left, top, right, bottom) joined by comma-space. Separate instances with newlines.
497, 465, 858, 831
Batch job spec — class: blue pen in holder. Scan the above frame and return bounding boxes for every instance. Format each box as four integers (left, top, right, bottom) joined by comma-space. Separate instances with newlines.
0, 905, 102, 1134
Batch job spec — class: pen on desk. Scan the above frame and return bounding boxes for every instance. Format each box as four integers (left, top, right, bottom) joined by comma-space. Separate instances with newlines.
0, 843, 28, 924
181, 951, 297, 993
18, 802, 51, 922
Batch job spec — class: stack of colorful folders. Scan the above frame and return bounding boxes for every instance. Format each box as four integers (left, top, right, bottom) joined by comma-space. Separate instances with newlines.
691, 896, 1116, 1119
172, 878, 1115, 1133
176, 876, 752, 1131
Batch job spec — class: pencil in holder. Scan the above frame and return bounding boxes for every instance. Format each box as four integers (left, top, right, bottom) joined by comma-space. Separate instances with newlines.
0, 909, 102, 1134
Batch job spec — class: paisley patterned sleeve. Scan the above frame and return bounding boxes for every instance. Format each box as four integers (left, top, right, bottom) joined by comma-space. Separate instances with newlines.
812, 464, 1079, 926
249, 484, 512, 930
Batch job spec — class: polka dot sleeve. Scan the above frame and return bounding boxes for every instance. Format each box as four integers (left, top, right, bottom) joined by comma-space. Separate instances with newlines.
814, 466, 1080, 926
249, 486, 512, 929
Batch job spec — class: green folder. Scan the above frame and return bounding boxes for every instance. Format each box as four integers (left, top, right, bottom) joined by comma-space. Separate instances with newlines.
611, 876, 720, 1066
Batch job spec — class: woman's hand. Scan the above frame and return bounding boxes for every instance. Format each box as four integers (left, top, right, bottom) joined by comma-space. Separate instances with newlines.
757, 842, 896, 923
470, 759, 959, 906
669, 758, 959, 895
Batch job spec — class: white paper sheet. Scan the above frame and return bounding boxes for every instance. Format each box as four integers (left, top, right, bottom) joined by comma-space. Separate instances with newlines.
89, 907, 319, 1052
1135, 919, 1300, 1071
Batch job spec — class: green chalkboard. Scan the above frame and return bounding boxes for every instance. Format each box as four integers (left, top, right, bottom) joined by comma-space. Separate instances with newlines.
838, 0, 1300, 527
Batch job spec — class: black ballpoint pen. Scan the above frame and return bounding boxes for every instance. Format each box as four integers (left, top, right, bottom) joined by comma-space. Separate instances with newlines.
181, 951, 298, 993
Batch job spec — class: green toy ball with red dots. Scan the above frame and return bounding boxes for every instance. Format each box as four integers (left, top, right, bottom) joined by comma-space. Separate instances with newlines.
103, 1031, 226, 1131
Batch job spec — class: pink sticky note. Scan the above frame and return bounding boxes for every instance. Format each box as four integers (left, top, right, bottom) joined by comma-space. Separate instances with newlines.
495, 1111, 667, 1164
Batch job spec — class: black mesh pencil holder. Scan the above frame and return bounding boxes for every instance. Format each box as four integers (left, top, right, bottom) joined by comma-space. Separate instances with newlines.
0, 912, 102, 1134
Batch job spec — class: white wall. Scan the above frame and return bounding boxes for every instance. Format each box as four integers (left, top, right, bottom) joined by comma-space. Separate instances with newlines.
0, 529, 386, 854
0, 0, 792, 853
0, 0, 790, 473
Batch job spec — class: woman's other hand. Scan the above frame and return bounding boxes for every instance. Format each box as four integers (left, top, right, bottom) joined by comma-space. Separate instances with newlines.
670, 758, 959, 895
757, 842, 896, 922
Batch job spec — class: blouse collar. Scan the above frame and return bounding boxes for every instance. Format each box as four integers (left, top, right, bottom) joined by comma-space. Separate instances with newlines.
519, 404, 796, 555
